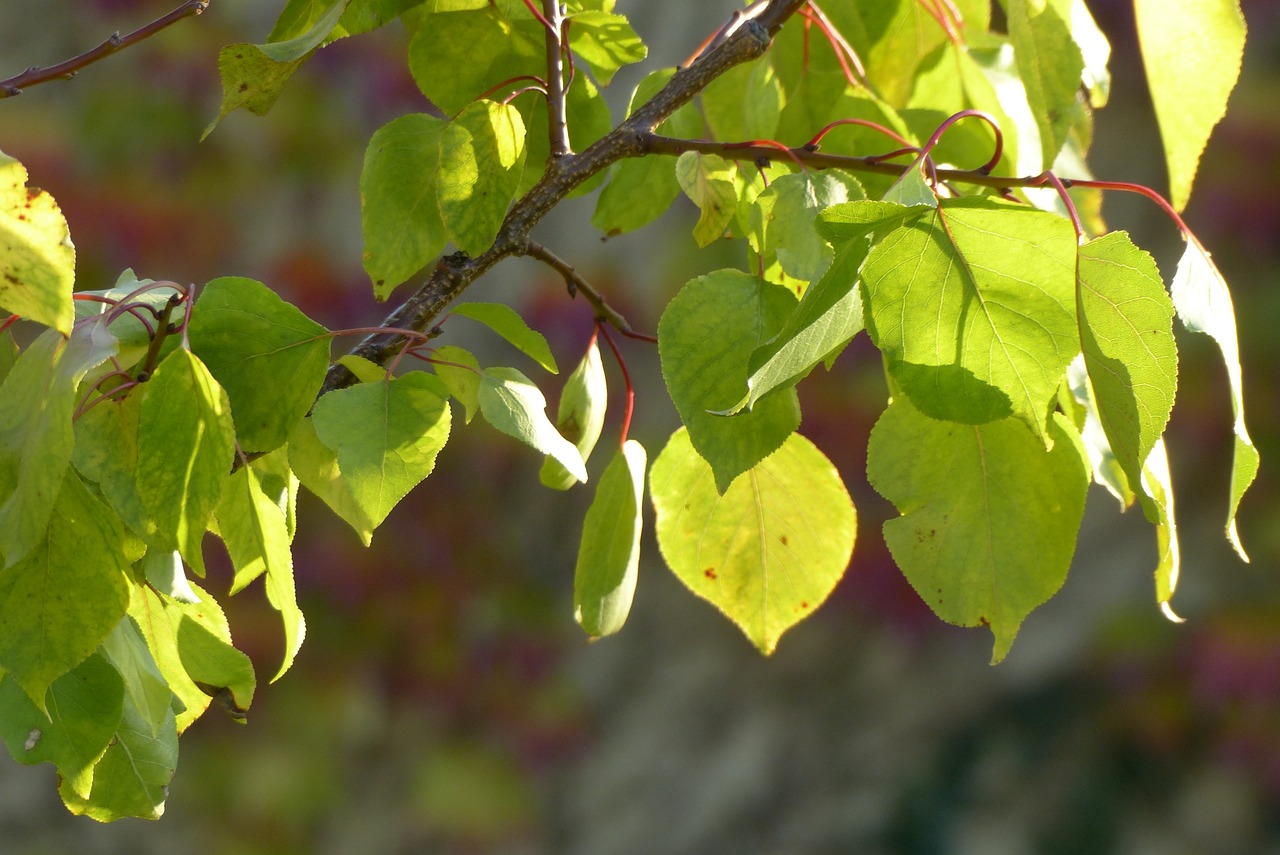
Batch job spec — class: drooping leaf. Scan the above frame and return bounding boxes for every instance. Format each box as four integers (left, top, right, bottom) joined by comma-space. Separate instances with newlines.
1004, 0, 1085, 170
128, 583, 254, 733
310, 371, 452, 532
1141, 438, 1183, 622
1076, 231, 1177, 515
0, 326, 117, 566
1169, 237, 1258, 560
573, 440, 646, 638
136, 349, 236, 574
205, 0, 350, 135
867, 400, 1089, 663
1065, 355, 1132, 508
542, 337, 607, 490
0, 654, 124, 800
860, 197, 1079, 442
361, 113, 450, 299
215, 466, 304, 681
437, 100, 527, 255
0, 471, 130, 709
142, 549, 203, 605
57, 701, 178, 822
566, 10, 647, 85
450, 302, 557, 373
188, 276, 330, 453
0, 150, 75, 334
100, 618, 174, 738
478, 367, 586, 482
650, 428, 855, 655
659, 270, 800, 492
430, 345, 481, 423
1134, 0, 1245, 211
675, 152, 738, 248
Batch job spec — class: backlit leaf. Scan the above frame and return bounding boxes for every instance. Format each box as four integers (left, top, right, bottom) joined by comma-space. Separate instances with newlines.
1141, 438, 1182, 622
867, 400, 1088, 663
566, 10, 647, 85
437, 100, 527, 255
675, 152, 738, 248
450, 302, 557, 373
1169, 237, 1258, 560
431, 345, 482, 424
650, 428, 855, 655
57, 701, 177, 822
288, 416, 375, 545
541, 337, 607, 490
1135, 0, 1245, 211
1005, 0, 1084, 169
0, 151, 74, 334
748, 170, 865, 284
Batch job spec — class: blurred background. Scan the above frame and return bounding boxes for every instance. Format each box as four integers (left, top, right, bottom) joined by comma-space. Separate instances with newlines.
0, 1, 1277, 852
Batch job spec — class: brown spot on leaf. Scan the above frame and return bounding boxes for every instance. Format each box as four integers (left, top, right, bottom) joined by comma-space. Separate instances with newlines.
238, 83, 248, 93
703, 568, 717, 580
779, 535, 789, 546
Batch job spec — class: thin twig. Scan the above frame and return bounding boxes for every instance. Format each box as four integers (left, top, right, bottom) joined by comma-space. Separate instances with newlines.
542, 0, 571, 158
521, 240, 638, 335
0, 0, 209, 98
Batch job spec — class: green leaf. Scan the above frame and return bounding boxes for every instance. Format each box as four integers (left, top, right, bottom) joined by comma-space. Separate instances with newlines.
0, 471, 130, 709
675, 152, 738, 248
437, 100, 527, 255
0, 329, 16, 384
860, 198, 1078, 442
450, 302, 557, 373
0, 151, 75, 334
204, 0, 350, 135
136, 350, 236, 574
339, 0, 424, 35
72, 391, 153, 541
100, 617, 175, 738
659, 270, 800, 492
129, 583, 254, 733
1170, 237, 1258, 560
73, 274, 180, 369
407, 9, 542, 116
478, 367, 586, 482
1005, 0, 1085, 170
566, 11, 647, 85
882, 154, 938, 207
0, 654, 124, 801
592, 69, 703, 237
702, 57, 783, 142
288, 416, 375, 545
58, 701, 178, 822
0, 325, 117, 566
1141, 438, 1183, 621
573, 440, 646, 638
1135, 0, 1245, 211
650, 428, 855, 655
188, 277, 330, 454
748, 170, 865, 283
518, 72, 612, 197
867, 401, 1088, 663
541, 337, 607, 490
310, 372, 451, 533
361, 113, 450, 299
1076, 232, 1177, 516
215, 466, 303, 680
142, 549, 203, 605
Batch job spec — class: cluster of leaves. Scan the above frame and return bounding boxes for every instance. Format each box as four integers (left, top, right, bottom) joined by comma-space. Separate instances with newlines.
0, 0, 1257, 820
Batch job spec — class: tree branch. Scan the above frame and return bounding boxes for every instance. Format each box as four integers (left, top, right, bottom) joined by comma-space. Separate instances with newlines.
319, 0, 807, 397
520, 240, 639, 335
542, 0, 571, 158
0, 0, 209, 98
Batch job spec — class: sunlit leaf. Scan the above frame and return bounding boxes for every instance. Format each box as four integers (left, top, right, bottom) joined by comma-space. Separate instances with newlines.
0, 150, 74, 334
437, 100, 527, 255
574, 440, 646, 638
1005, 0, 1084, 169
542, 337, 607, 490
478, 367, 586, 483
1141, 438, 1183, 622
566, 10, 647, 85
450, 302, 557, 373
650, 428, 855, 655
675, 152, 738, 248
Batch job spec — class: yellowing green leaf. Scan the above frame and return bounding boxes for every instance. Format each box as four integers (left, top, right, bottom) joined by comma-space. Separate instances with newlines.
311, 371, 452, 533
867, 401, 1088, 663
438, 100, 527, 255
188, 276, 331, 454
675, 152, 738, 248
651, 428, 855, 655
1135, 0, 1245, 211
1170, 237, 1258, 560
288, 416, 375, 545
0, 151, 74, 334
361, 113, 451, 299
542, 338, 607, 490
573, 440, 646, 638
